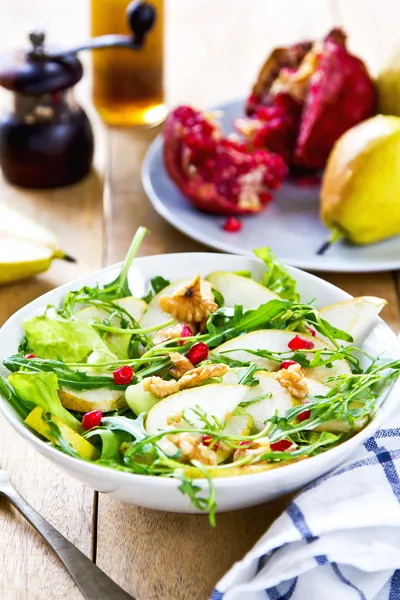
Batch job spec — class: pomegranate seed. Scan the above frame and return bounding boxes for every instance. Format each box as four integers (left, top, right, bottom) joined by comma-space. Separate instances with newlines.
305, 325, 316, 337
187, 342, 209, 365
297, 410, 311, 422
178, 325, 193, 345
223, 217, 242, 233
113, 365, 134, 385
24, 354, 37, 359
280, 360, 298, 370
202, 435, 220, 450
270, 439, 292, 452
288, 335, 314, 351
82, 410, 103, 431
239, 440, 251, 447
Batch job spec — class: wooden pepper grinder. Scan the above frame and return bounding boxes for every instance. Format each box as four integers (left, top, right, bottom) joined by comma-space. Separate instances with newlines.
0, 1, 156, 189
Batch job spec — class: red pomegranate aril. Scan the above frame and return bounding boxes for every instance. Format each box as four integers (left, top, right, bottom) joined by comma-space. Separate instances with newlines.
288, 335, 314, 351
82, 410, 103, 431
113, 365, 134, 385
24, 353, 37, 359
202, 435, 220, 450
270, 439, 292, 452
239, 440, 251, 447
297, 410, 311, 422
187, 342, 209, 365
178, 325, 193, 346
305, 324, 317, 337
223, 216, 242, 233
279, 360, 298, 370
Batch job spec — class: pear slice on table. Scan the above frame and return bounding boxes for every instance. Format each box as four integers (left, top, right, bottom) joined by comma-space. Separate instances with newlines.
58, 387, 126, 413
320, 115, 400, 250
214, 329, 351, 385
319, 296, 386, 346
206, 271, 278, 308
0, 204, 74, 284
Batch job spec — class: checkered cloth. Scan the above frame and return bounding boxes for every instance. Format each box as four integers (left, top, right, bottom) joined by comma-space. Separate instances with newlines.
211, 411, 400, 600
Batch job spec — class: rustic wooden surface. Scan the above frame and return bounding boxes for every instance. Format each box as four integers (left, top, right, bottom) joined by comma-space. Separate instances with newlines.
0, 1, 399, 599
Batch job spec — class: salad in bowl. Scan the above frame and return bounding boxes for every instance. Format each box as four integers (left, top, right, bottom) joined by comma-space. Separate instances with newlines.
0, 227, 399, 524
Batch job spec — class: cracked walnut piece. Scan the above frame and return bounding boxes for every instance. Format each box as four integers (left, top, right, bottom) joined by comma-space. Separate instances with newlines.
169, 352, 194, 379
275, 363, 308, 399
179, 363, 229, 390
168, 432, 218, 466
158, 273, 218, 324
142, 376, 180, 398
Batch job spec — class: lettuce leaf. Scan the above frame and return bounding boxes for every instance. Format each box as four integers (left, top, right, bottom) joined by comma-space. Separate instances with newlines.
23, 314, 116, 363
8, 371, 81, 432
254, 246, 300, 303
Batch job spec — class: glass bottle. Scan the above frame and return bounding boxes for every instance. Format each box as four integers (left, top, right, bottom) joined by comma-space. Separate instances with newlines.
91, 0, 166, 127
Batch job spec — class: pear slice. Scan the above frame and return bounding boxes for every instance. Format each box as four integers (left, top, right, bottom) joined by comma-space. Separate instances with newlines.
181, 460, 295, 479
319, 296, 386, 346
305, 378, 367, 432
76, 296, 147, 324
243, 371, 294, 431
25, 406, 99, 460
206, 271, 278, 308
0, 204, 74, 284
58, 387, 126, 413
126, 381, 159, 416
215, 413, 253, 463
139, 279, 190, 331
145, 383, 248, 434
76, 297, 147, 359
214, 330, 351, 385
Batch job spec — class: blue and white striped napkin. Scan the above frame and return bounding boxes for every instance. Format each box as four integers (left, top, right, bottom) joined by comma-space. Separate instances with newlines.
211, 411, 400, 600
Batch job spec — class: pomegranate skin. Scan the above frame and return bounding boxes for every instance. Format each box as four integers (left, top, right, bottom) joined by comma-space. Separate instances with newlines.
163, 105, 287, 216
294, 31, 376, 170
243, 29, 376, 171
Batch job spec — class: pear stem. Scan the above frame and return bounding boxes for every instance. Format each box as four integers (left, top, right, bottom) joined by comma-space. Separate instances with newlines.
316, 228, 344, 256
62, 254, 77, 263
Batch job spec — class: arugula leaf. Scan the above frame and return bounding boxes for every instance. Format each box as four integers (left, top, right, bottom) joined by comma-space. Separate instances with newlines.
254, 246, 300, 302
142, 275, 171, 303
101, 414, 147, 441
23, 315, 116, 364
8, 371, 81, 432
4, 355, 133, 391
84, 429, 125, 462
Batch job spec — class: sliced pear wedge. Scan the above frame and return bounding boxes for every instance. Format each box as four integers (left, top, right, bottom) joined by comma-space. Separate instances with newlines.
305, 379, 367, 433
58, 387, 126, 413
182, 459, 301, 479
145, 383, 248, 434
319, 296, 386, 346
76, 296, 147, 359
126, 381, 159, 416
243, 371, 294, 431
206, 271, 278, 308
214, 330, 351, 385
139, 279, 189, 331
76, 296, 146, 324
215, 413, 253, 463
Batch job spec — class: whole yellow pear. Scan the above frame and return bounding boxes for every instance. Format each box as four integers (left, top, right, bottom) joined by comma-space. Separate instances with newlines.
321, 115, 400, 245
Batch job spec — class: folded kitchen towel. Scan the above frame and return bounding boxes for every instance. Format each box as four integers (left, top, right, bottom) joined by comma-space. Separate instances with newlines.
211, 410, 400, 600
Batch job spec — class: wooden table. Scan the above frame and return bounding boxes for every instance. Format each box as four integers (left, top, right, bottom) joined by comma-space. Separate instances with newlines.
1, 1, 400, 599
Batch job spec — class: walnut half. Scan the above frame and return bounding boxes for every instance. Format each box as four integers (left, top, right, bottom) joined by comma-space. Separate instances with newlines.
179, 363, 229, 390
275, 363, 308, 399
142, 376, 180, 399
158, 273, 218, 325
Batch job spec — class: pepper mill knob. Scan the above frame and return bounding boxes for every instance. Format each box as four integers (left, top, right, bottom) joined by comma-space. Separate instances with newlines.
127, 1, 156, 42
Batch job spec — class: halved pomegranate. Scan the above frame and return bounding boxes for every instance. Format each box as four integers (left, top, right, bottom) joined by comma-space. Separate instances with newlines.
239, 29, 376, 171
163, 105, 287, 215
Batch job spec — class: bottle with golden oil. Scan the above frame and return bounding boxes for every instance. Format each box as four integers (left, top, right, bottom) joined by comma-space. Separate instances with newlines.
91, 0, 166, 127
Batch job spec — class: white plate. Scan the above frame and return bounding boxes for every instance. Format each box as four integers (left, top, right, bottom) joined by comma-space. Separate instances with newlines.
0, 253, 399, 514
142, 99, 400, 273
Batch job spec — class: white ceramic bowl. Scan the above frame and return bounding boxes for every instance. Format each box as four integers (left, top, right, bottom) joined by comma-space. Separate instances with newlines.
1, 253, 400, 514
